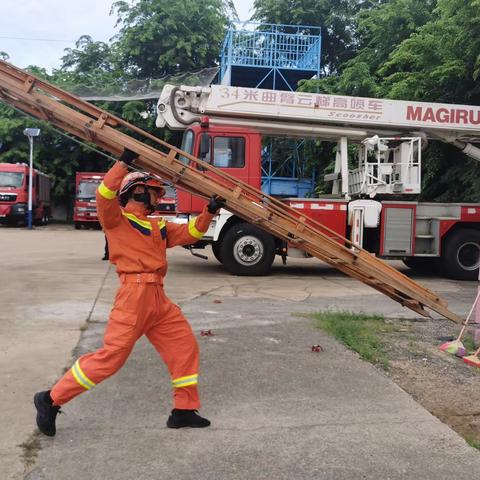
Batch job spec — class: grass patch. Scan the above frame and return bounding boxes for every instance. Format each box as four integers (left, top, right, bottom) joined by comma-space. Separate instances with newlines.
463, 335, 476, 354
310, 311, 398, 369
465, 436, 480, 450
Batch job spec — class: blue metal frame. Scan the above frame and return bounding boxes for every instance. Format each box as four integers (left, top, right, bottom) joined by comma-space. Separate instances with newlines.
220, 22, 321, 90
220, 22, 322, 197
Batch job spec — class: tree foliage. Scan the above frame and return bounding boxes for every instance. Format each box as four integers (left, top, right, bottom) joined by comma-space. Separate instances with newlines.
111, 0, 230, 77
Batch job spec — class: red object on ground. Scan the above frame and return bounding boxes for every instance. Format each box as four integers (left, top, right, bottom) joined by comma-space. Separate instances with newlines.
311, 345, 323, 353
463, 347, 480, 368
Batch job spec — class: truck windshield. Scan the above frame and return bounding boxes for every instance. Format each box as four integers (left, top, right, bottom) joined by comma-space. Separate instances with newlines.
179, 130, 194, 165
77, 181, 100, 200
0, 172, 24, 188
163, 185, 176, 198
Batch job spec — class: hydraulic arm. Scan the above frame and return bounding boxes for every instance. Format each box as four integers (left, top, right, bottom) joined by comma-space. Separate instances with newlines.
0, 60, 463, 324
157, 84, 480, 161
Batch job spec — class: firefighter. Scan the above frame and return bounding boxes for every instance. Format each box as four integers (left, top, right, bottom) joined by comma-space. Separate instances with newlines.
34, 149, 225, 436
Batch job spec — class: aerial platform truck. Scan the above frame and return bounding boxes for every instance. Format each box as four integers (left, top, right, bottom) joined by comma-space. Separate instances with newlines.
0, 59, 470, 324
155, 84, 480, 280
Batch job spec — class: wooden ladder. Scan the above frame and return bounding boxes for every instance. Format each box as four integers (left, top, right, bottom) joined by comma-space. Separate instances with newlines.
0, 60, 462, 324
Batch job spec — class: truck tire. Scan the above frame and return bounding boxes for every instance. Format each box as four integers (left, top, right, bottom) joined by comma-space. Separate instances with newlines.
211, 241, 223, 264
74, 222, 82, 230
220, 223, 275, 276
441, 228, 480, 280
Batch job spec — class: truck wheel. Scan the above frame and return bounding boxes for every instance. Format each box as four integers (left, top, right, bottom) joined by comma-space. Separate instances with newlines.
441, 229, 480, 280
74, 222, 82, 230
220, 223, 275, 276
211, 241, 223, 264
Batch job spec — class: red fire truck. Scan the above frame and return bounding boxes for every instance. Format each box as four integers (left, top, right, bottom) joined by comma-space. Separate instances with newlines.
74, 172, 105, 229
0, 162, 51, 225
155, 84, 480, 280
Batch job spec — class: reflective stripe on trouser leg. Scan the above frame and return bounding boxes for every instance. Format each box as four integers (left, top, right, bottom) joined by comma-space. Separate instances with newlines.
50, 346, 133, 405
71, 359, 96, 390
172, 374, 198, 388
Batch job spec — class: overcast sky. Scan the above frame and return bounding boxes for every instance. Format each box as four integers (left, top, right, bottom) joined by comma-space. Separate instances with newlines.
0, 0, 255, 72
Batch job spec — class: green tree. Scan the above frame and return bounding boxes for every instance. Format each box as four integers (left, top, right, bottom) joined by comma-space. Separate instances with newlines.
299, 0, 435, 96
111, 0, 231, 77
380, 0, 480, 103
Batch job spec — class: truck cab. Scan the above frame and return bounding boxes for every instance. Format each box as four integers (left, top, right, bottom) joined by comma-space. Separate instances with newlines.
74, 172, 105, 229
176, 124, 261, 214
0, 162, 51, 225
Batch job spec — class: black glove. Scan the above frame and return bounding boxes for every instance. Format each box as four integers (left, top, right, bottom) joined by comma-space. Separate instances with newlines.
207, 194, 226, 214
119, 148, 139, 166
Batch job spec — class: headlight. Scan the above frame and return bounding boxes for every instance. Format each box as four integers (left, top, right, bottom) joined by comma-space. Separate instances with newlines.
76, 207, 88, 212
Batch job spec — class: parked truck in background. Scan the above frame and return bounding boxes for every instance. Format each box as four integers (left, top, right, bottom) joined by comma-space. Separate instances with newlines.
0, 162, 51, 225
155, 84, 480, 280
74, 172, 105, 229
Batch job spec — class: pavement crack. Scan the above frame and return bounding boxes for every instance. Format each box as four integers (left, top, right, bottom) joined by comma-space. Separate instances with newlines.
177, 285, 226, 306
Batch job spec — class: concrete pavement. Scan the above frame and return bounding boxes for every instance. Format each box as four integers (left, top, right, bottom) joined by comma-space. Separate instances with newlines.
1, 227, 479, 479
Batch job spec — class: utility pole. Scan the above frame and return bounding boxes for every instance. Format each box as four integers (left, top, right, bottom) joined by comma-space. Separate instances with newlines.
23, 128, 41, 229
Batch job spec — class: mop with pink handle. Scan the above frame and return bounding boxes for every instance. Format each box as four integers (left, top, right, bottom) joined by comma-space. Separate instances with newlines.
439, 290, 480, 357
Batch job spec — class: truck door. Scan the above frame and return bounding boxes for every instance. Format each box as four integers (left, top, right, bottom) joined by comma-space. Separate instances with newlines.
195, 132, 254, 212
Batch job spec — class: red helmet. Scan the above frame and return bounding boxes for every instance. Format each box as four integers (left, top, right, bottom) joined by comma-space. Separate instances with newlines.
119, 171, 166, 198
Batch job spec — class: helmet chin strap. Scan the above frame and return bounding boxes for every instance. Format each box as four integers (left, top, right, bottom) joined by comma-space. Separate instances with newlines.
132, 187, 155, 214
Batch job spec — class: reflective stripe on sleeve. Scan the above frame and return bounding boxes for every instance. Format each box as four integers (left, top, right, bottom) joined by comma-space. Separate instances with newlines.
188, 218, 204, 240
172, 374, 198, 388
98, 182, 117, 200
71, 359, 96, 390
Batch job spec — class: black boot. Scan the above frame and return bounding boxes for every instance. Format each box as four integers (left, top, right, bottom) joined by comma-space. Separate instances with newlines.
166, 409, 211, 429
34, 390, 61, 437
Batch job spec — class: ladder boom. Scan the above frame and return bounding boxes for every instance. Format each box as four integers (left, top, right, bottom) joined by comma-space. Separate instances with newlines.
0, 60, 463, 324
157, 84, 480, 160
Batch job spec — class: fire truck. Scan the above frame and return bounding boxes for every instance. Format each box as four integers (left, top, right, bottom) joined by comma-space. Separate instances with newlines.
156, 84, 480, 280
74, 172, 105, 229
0, 162, 51, 225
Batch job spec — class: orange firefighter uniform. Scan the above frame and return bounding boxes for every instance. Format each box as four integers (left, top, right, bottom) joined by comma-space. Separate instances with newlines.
50, 162, 214, 410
